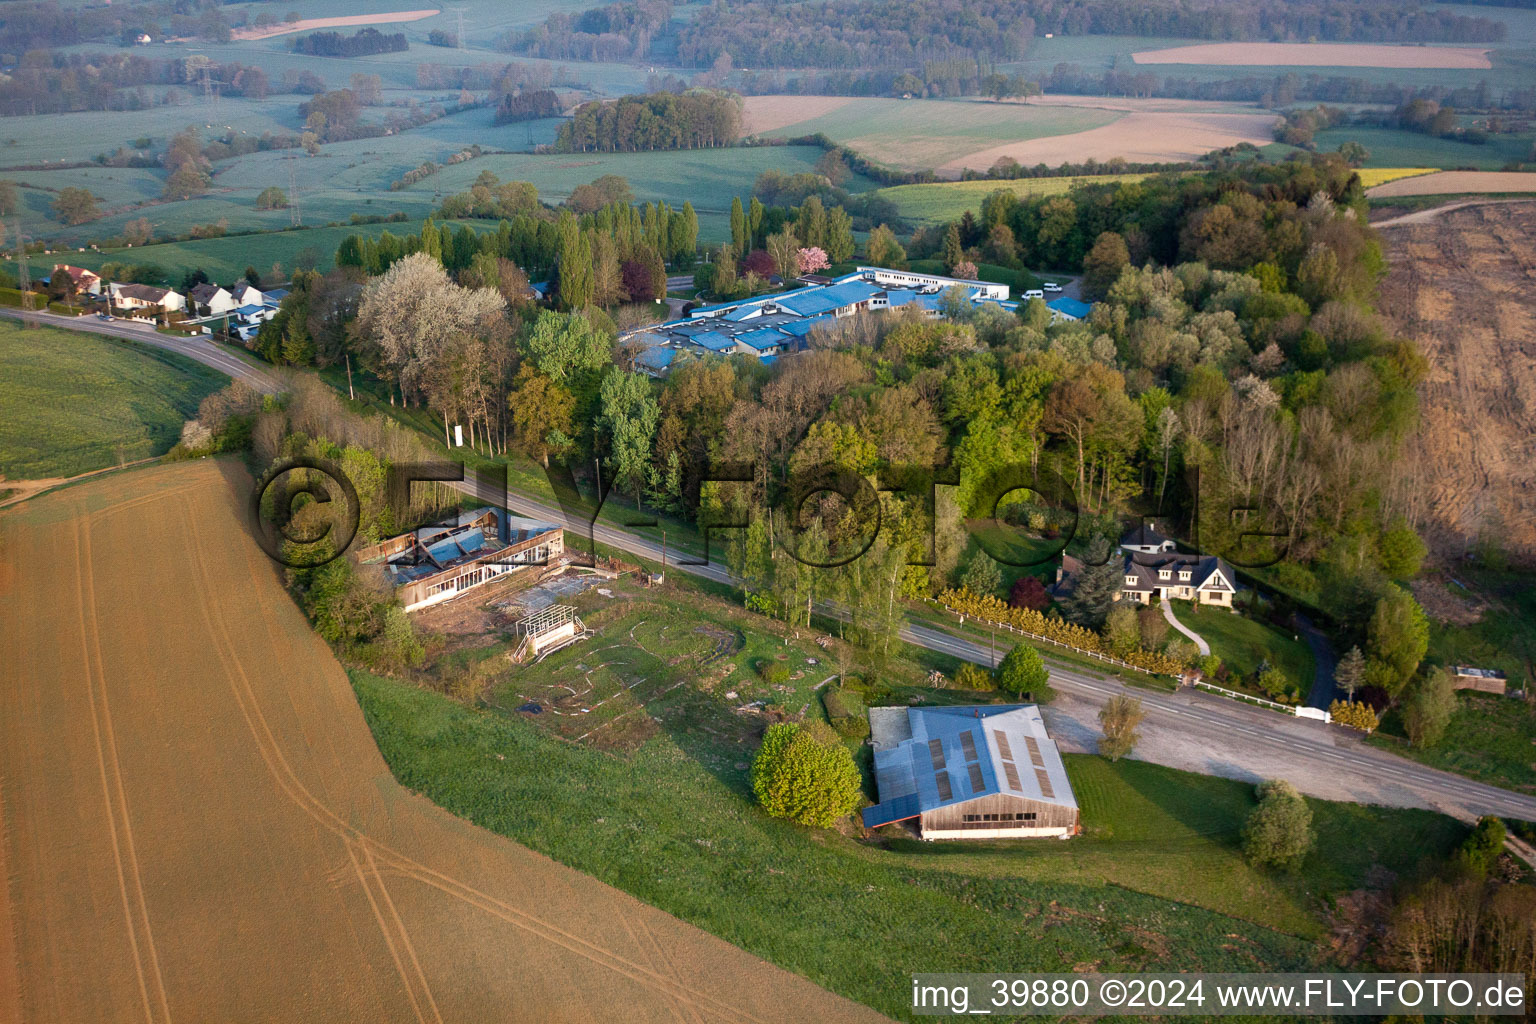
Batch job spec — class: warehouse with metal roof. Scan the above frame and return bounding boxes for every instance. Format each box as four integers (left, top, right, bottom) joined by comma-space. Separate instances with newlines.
862, 704, 1079, 839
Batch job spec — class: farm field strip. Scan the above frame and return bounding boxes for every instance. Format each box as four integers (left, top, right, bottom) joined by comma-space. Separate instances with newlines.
230, 9, 442, 40
0, 460, 885, 1024
1131, 42, 1493, 68
1366, 171, 1536, 197
878, 174, 1157, 224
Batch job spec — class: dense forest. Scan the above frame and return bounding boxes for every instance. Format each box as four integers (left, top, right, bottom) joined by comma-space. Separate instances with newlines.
501, 0, 672, 61
673, 0, 1504, 67
292, 28, 408, 58
554, 90, 742, 152
0, 52, 274, 117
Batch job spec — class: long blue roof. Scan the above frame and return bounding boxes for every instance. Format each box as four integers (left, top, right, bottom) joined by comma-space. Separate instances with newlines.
775, 280, 881, 317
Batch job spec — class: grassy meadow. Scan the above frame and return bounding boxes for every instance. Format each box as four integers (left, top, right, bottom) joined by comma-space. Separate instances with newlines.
351, 566, 1467, 1020
1373, 691, 1536, 796
878, 173, 1159, 224
0, 321, 227, 479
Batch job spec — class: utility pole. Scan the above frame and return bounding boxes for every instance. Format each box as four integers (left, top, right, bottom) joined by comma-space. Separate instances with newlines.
345, 353, 355, 400
287, 155, 301, 227
14, 220, 34, 328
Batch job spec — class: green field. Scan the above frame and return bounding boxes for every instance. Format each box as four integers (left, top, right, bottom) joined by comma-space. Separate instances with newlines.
1313, 126, 1536, 171
0, 321, 228, 479
1179, 602, 1316, 696
879, 173, 1159, 224
753, 98, 1119, 172
1373, 691, 1536, 796
352, 610, 1464, 1020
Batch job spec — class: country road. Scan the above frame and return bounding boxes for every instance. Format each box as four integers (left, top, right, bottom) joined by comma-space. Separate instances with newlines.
12, 309, 1536, 825
1371, 196, 1536, 229
1, 307, 283, 392
446, 471, 1536, 825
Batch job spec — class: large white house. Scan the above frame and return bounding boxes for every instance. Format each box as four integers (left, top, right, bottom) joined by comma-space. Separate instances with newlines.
1114, 523, 1235, 607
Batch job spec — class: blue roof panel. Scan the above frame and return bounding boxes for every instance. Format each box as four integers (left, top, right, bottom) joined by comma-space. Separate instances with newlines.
1047, 296, 1092, 319
691, 330, 737, 352
737, 327, 787, 351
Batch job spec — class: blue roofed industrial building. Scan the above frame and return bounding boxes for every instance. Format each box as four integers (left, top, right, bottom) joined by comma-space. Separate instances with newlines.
623, 266, 1064, 376
862, 704, 1079, 839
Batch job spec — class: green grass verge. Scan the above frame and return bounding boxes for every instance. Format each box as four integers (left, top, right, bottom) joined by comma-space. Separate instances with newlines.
0, 320, 227, 479
1370, 692, 1536, 797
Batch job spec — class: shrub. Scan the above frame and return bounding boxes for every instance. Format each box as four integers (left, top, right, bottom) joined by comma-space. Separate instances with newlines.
1328, 699, 1378, 732
1241, 779, 1314, 870
953, 663, 993, 691
758, 660, 790, 686
822, 686, 866, 722
1008, 576, 1050, 611
1455, 816, 1505, 877
1403, 667, 1456, 748
751, 723, 863, 828
996, 643, 1052, 701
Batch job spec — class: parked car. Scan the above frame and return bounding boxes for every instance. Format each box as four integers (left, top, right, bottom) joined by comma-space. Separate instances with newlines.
1043, 281, 1063, 293
97, 312, 114, 320
1023, 288, 1044, 300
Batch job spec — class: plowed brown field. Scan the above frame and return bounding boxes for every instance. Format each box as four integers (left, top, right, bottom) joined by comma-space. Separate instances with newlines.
0, 460, 887, 1024
1379, 202, 1536, 562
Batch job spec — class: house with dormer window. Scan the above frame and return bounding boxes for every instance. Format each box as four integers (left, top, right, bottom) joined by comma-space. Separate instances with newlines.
1113, 523, 1236, 607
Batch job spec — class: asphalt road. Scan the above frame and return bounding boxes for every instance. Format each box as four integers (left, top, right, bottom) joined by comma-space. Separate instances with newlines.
1, 307, 283, 393
14, 309, 1536, 823
450, 472, 1536, 824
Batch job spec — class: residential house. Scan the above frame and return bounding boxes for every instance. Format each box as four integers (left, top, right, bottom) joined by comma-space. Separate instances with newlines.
1115, 524, 1234, 606
227, 282, 265, 308
110, 283, 185, 315
188, 283, 237, 317
862, 704, 1079, 839
51, 264, 102, 296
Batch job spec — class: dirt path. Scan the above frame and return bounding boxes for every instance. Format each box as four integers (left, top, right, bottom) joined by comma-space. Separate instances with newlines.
0, 461, 888, 1023
1372, 197, 1536, 229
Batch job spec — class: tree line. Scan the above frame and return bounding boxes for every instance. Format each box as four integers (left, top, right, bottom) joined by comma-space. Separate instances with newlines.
500, 0, 672, 61
670, 0, 1502, 69
493, 89, 562, 124
293, 28, 408, 57
555, 90, 743, 153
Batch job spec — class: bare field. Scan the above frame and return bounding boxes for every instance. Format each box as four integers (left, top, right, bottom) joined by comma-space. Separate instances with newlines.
938, 109, 1276, 176
1367, 171, 1536, 197
0, 460, 885, 1023
1132, 42, 1492, 68
1380, 203, 1536, 562
230, 9, 440, 40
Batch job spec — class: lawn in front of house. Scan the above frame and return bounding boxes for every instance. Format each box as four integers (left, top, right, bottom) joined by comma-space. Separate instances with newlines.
1179, 601, 1315, 697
